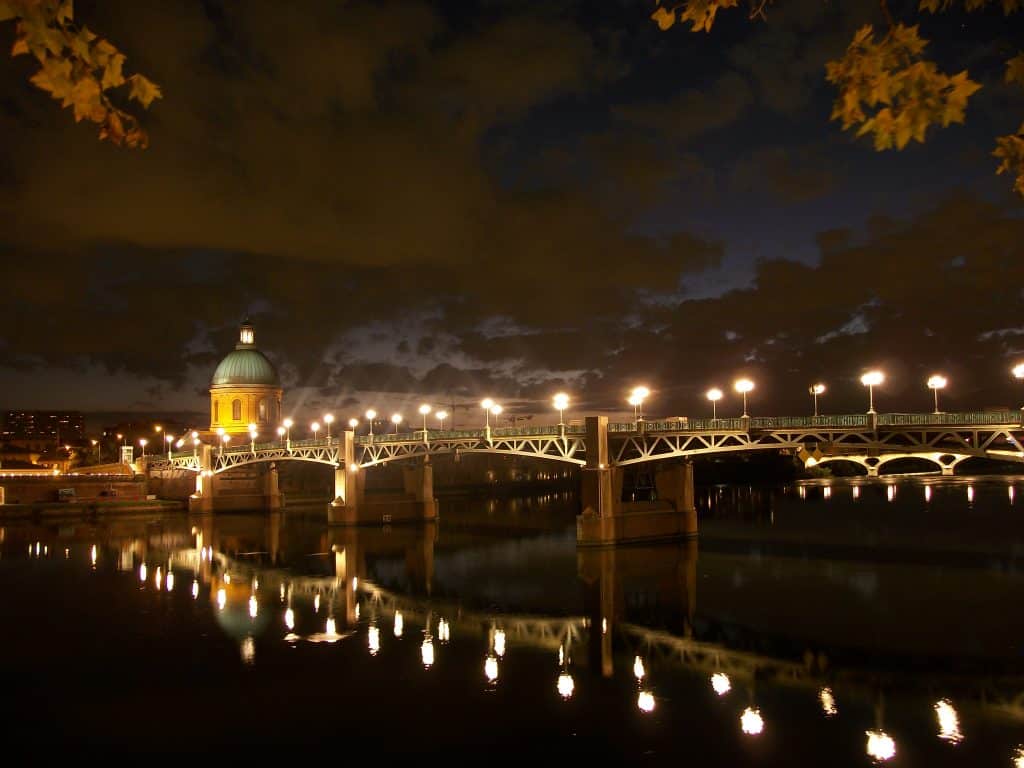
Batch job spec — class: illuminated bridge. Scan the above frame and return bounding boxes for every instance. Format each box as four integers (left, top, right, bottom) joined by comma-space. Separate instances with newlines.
144, 410, 1024, 543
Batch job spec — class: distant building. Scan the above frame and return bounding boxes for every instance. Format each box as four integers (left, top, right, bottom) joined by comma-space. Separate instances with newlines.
2, 410, 84, 448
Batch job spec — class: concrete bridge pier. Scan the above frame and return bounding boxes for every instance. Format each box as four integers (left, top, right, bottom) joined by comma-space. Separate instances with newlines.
577, 416, 697, 546
328, 431, 365, 525
189, 445, 215, 514
402, 456, 438, 522
264, 462, 282, 511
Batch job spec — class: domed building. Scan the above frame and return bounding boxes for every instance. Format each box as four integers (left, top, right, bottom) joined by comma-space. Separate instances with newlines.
209, 320, 283, 435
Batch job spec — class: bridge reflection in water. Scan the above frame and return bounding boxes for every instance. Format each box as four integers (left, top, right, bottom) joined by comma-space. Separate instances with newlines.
6, 497, 1024, 762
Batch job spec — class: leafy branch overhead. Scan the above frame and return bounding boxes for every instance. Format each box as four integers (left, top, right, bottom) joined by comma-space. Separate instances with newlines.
0, 0, 161, 148
651, 0, 1024, 197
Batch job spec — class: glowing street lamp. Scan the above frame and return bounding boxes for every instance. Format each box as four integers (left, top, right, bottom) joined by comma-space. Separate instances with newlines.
860, 370, 884, 414
706, 388, 723, 420
490, 404, 503, 426
165, 434, 174, 459
391, 413, 402, 433
282, 418, 293, 444
155, 425, 162, 435
418, 404, 432, 435
365, 410, 377, 438
323, 413, 334, 444
481, 398, 495, 429
629, 386, 650, 425
866, 730, 896, 762
435, 410, 448, 431
117, 433, 124, 447
193, 437, 201, 457
220, 433, 231, 455
91, 438, 99, 463
927, 374, 947, 414
276, 426, 286, 446
139, 437, 148, 458
553, 392, 569, 426
311, 421, 320, 441
348, 418, 359, 431
809, 383, 826, 417
248, 423, 258, 453
740, 707, 764, 736
734, 378, 754, 417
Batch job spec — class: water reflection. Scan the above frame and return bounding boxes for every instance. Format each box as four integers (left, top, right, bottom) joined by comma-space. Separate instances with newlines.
5, 484, 1024, 762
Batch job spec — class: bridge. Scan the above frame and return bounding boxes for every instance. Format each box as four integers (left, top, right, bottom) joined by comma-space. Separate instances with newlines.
142, 410, 1024, 544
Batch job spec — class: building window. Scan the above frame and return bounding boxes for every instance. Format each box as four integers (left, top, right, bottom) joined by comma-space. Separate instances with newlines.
232, 399, 242, 421
259, 398, 267, 422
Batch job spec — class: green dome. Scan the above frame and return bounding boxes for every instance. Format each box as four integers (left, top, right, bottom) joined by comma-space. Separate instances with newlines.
211, 348, 280, 388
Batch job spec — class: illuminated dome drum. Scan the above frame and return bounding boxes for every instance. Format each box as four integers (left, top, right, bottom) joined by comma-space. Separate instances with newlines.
209, 320, 283, 435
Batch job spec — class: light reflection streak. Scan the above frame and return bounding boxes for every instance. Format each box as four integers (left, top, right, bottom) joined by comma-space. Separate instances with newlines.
637, 690, 655, 713
241, 636, 255, 665
421, 636, 434, 668
438, 618, 450, 642
925, 486, 932, 503
394, 611, 404, 638
368, 624, 380, 655
967, 485, 974, 504
313, 593, 320, 613
217, 588, 226, 611
633, 656, 645, 681
711, 672, 731, 696
285, 608, 295, 630
154, 566, 162, 591
139, 563, 147, 582
853, 486, 860, 500
192, 579, 199, 599
484, 654, 498, 683
90, 545, 97, 566
494, 629, 506, 657
166, 571, 174, 591
887, 485, 895, 502
934, 699, 963, 744
819, 687, 837, 717
557, 672, 574, 699
866, 730, 896, 761
740, 707, 764, 735
249, 594, 258, 618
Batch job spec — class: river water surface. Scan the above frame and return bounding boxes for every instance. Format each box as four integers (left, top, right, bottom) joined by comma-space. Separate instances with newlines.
2, 475, 1024, 763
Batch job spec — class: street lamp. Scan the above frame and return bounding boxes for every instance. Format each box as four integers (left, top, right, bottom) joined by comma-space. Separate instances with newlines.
348, 418, 359, 431
860, 370, 884, 414
365, 410, 377, 438
481, 398, 495, 429
734, 379, 754, 417
165, 434, 174, 459
391, 413, 402, 433
276, 426, 286, 446
927, 374, 947, 414
139, 437, 148, 458
311, 421, 320, 442
490, 404, 503, 427
249, 426, 258, 453
553, 392, 569, 426
629, 386, 650, 425
435, 410, 448, 431
220, 433, 231, 455
706, 388, 723, 420
809, 383, 826, 417
155, 425, 162, 435
117, 433, 124, 447
91, 438, 99, 463
418, 404, 432, 435
323, 413, 334, 444
193, 437, 201, 456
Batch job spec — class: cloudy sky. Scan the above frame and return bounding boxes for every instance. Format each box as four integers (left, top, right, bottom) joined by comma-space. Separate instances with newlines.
1, 0, 1023, 425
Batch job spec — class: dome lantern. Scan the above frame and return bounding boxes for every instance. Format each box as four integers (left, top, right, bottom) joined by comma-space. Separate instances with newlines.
208, 320, 283, 434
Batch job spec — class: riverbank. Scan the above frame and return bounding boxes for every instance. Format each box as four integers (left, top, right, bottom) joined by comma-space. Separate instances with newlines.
0, 498, 185, 519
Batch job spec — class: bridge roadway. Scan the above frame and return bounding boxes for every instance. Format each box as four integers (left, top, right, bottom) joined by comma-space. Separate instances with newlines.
153, 410, 1024, 477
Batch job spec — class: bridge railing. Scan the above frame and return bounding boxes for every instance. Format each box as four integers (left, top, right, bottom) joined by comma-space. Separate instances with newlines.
876, 411, 1019, 427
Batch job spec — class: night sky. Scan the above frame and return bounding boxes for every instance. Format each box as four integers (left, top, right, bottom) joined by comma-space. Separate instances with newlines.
2, 0, 1023, 424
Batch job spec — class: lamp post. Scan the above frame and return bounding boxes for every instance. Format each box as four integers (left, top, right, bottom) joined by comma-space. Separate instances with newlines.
139, 438, 148, 458
734, 379, 754, 417
481, 398, 495, 429
283, 418, 293, 450
365, 410, 377, 438
91, 438, 99, 463
193, 437, 201, 457
276, 426, 286, 447
117, 433, 124, 448
324, 413, 334, 444
927, 375, 947, 414
311, 421, 320, 442
418, 404, 432, 436
490, 404, 503, 428
553, 393, 569, 426
248, 423, 258, 453
706, 388, 723, 420
809, 383, 826, 417
436, 410, 448, 431
348, 418, 359, 432
220, 433, 231, 455
391, 413, 402, 434
166, 434, 174, 459
860, 371, 884, 414
629, 386, 650, 426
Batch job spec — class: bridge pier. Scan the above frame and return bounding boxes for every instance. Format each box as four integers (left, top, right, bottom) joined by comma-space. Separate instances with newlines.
264, 463, 282, 511
329, 431, 437, 525
189, 445, 214, 514
577, 416, 697, 547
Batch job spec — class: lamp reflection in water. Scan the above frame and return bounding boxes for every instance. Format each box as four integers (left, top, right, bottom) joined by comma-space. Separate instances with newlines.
557, 672, 574, 699
285, 608, 295, 630
484, 654, 499, 684
313, 593, 320, 613
853, 486, 860, 500
494, 628, 506, 657
166, 571, 174, 591
438, 618, 450, 642
925, 486, 932, 503
637, 690, 655, 713
154, 566, 162, 591
819, 687, 838, 717
1014, 746, 1024, 768
241, 636, 255, 666
967, 485, 974, 504
711, 672, 731, 696
217, 588, 227, 611
887, 485, 895, 502
249, 594, 258, 619
740, 707, 764, 736
139, 563, 147, 582
633, 656, 646, 681
1010, 486, 1016, 504
325, 617, 337, 637
394, 611, 404, 638
368, 624, 380, 656
421, 636, 435, 668
192, 579, 199, 600
934, 699, 963, 744
90, 544, 97, 566
866, 730, 896, 761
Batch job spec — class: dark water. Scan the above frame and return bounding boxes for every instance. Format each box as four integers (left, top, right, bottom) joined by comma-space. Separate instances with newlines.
3, 476, 1024, 763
